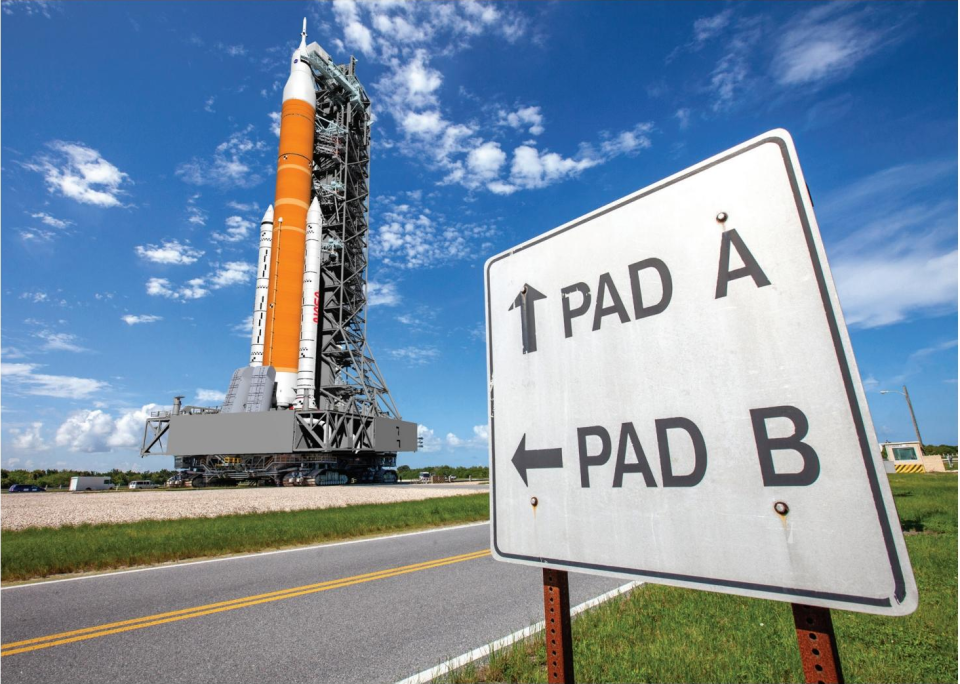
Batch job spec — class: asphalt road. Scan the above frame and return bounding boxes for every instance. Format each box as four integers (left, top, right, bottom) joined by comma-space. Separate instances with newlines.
1, 523, 625, 684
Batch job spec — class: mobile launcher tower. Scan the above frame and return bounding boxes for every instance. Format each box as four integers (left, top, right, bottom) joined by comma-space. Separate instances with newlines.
141, 21, 418, 487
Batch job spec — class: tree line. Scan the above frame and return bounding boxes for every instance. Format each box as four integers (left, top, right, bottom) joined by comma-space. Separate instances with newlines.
396, 465, 489, 480
1, 468, 176, 490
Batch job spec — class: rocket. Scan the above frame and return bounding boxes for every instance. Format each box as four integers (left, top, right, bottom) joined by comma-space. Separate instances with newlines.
249, 205, 274, 366
260, 18, 317, 408
296, 197, 322, 410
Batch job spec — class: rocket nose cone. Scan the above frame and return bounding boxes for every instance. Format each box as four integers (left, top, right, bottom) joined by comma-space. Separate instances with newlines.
307, 197, 322, 220
262, 205, 275, 222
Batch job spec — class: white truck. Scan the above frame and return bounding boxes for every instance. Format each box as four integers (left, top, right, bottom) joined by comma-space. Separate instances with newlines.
69, 476, 113, 492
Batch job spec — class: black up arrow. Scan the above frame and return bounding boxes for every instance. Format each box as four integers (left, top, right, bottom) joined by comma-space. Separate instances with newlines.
512, 434, 563, 486
509, 284, 547, 354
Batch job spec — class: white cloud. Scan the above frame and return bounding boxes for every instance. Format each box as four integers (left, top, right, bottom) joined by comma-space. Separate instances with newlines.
23, 141, 130, 207
145, 262, 252, 301
2, 0, 57, 18
498, 105, 544, 136
195, 389, 226, 404
208, 261, 255, 288
227, 200, 259, 213
387, 346, 439, 365
20, 291, 49, 303
180, 278, 209, 300
121, 314, 162, 325
693, 8, 734, 44
9, 422, 50, 451
417, 424, 441, 452
675, 108, 692, 130
186, 194, 207, 226
371, 200, 496, 269
466, 141, 507, 182
773, 5, 897, 87
135, 240, 204, 265
146, 277, 176, 298
30, 212, 73, 229
204, 96, 216, 113
1, 362, 108, 399
822, 160, 958, 328
232, 315, 253, 338
37, 331, 87, 353
213, 215, 254, 243
55, 404, 161, 453
176, 125, 269, 189
268, 111, 281, 137
445, 424, 489, 449
367, 281, 402, 307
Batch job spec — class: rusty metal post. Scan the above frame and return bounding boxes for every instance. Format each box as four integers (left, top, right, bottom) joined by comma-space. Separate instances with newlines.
543, 568, 575, 684
792, 604, 844, 684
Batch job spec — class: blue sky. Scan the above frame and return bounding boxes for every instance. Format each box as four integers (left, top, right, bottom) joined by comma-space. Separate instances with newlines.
1, 1, 956, 472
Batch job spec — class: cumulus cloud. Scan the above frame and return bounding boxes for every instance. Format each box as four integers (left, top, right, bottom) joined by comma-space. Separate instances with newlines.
367, 281, 402, 307
145, 262, 253, 301
445, 424, 489, 449
208, 261, 255, 288
498, 105, 544, 135
55, 404, 161, 453
176, 125, 269, 189
1, 362, 107, 399
135, 240, 204, 265
9, 422, 50, 451
195, 389, 226, 404
121, 314, 162, 325
212, 216, 254, 243
23, 141, 131, 207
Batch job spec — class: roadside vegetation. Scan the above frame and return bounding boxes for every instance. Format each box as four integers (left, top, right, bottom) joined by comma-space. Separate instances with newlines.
1, 465, 492, 490
1, 493, 489, 582
443, 475, 958, 684
397, 465, 489, 481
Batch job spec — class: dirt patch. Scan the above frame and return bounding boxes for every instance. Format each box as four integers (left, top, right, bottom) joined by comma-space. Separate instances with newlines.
0, 485, 488, 531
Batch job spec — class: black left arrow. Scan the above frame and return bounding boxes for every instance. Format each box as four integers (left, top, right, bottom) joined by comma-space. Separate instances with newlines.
512, 434, 563, 486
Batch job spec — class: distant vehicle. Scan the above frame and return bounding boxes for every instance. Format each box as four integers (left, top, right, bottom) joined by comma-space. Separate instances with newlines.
128, 480, 158, 490
8, 484, 45, 493
69, 476, 113, 492
419, 471, 431, 483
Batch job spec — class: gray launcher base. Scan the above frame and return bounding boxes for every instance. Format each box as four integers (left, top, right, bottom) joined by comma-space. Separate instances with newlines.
168, 412, 296, 456
372, 418, 418, 452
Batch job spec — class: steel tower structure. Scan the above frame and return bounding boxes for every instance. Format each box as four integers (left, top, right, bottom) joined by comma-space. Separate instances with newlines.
140, 37, 416, 487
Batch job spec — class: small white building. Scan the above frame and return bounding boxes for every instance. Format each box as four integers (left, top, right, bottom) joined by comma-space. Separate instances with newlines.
880, 441, 944, 474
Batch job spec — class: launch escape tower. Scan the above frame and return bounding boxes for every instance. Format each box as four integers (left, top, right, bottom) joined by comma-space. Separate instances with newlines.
140, 27, 417, 486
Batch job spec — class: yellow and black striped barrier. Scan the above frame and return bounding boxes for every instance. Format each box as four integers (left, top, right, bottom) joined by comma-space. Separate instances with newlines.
893, 463, 925, 474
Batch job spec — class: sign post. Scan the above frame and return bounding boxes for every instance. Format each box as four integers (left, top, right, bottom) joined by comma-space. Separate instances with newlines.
542, 568, 575, 684
485, 129, 916, 680
792, 604, 844, 684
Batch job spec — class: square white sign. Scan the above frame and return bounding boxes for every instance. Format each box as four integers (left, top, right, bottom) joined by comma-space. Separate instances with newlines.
485, 130, 916, 616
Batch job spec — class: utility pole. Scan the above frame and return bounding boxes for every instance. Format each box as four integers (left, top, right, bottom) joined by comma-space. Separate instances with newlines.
880, 385, 925, 456
901, 385, 924, 456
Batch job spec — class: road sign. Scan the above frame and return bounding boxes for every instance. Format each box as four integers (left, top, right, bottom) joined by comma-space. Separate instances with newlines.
485, 130, 917, 616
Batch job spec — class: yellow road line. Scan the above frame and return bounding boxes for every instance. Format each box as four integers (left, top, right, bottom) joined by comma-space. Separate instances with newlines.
1, 549, 490, 657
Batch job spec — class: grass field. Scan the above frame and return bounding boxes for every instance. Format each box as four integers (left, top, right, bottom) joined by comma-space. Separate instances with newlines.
1, 493, 489, 582
445, 475, 957, 684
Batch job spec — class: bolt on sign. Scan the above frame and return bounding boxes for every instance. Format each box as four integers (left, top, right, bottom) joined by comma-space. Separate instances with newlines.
485, 130, 917, 616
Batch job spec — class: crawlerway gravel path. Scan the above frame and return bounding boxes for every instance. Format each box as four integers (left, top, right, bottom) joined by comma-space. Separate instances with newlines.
0, 484, 487, 531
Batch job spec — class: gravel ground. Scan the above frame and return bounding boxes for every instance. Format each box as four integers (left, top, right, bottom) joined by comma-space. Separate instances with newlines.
0, 484, 488, 531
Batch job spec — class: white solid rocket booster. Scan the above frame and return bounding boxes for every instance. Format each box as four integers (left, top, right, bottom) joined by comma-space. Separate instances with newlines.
249, 205, 275, 366
296, 197, 323, 409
